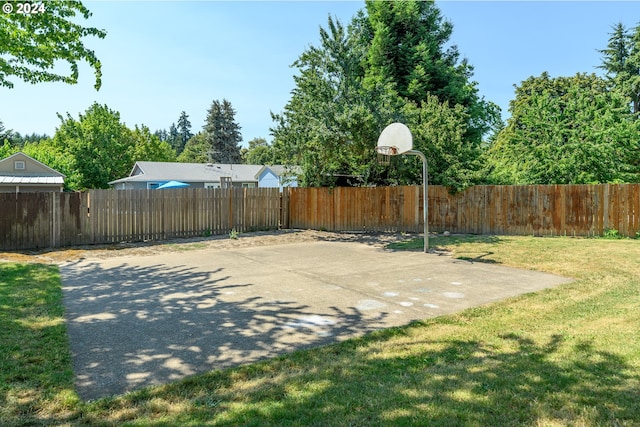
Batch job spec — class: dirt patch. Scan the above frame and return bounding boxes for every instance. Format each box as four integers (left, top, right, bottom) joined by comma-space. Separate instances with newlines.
0, 229, 418, 264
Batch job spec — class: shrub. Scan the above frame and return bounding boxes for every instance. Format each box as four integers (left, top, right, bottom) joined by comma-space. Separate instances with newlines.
603, 228, 622, 239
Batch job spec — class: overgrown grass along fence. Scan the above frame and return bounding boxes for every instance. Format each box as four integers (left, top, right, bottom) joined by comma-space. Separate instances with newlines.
288, 184, 640, 237
1, 184, 639, 251
0, 188, 282, 251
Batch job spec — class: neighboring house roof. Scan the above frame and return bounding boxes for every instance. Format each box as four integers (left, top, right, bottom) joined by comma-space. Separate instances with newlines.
109, 162, 263, 185
0, 176, 64, 184
0, 152, 65, 185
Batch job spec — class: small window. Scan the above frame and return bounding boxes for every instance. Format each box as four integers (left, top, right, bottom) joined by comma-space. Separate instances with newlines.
204, 182, 220, 189
242, 183, 256, 188
14, 161, 25, 170
147, 182, 161, 189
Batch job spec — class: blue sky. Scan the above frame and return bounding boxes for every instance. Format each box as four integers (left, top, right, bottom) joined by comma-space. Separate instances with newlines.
2, 1, 639, 145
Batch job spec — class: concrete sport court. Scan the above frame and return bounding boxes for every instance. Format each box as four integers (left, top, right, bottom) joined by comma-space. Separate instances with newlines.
60, 238, 572, 400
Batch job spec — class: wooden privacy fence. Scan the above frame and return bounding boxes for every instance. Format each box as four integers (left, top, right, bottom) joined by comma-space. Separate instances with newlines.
0, 188, 282, 251
2, 184, 639, 251
288, 184, 640, 237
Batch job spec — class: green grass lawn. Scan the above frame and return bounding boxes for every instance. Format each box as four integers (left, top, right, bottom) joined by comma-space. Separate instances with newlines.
1, 235, 639, 426
0, 263, 79, 426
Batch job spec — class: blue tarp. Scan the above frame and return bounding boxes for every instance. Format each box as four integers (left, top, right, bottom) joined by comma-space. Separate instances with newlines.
156, 180, 190, 189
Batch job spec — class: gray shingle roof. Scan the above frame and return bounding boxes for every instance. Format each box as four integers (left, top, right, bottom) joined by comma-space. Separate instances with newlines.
109, 162, 263, 185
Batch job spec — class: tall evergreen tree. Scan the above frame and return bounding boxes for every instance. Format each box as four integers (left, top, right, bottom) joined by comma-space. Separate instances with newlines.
204, 99, 242, 163
176, 111, 193, 155
599, 23, 631, 76
0, 119, 13, 144
154, 128, 168, 143
12, 132, 49, 146
365, 1, 456, 102
167, 123, 180, 153
598, 23, 640, 114
272, 1, 496, 189
364, 0, 498, 144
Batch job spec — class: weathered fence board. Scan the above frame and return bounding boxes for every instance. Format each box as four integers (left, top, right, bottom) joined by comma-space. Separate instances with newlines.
0, 188, 282, 250
1, 184, 639, 251
288, 184, 640, 238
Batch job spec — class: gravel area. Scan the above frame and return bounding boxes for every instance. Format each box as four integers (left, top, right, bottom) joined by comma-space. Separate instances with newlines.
0, 229, 419, 264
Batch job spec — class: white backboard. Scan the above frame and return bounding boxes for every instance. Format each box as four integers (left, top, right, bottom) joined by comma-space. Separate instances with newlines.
376, 123, 413, 155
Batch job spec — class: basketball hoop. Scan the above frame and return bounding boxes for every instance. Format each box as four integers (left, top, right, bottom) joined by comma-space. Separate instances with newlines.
376, 146, 399, 156
377, 153, 391, 166
376, 123, 429, 253
376, 146, 397, 166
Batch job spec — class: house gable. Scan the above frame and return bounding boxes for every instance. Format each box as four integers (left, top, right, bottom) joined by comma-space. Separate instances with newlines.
257, 168, 281, 188
130, 163, 145, 176
0, 152, 65, 177
256, 165, 300, 189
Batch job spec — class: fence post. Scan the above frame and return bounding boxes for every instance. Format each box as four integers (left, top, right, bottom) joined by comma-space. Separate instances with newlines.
51, 192, 60, 248
602, 184, 610, 234
228, 187, 234, 232
280, 187, 290, 229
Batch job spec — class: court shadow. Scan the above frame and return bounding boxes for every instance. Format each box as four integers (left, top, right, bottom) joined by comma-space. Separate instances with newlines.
60, 259, 387, 401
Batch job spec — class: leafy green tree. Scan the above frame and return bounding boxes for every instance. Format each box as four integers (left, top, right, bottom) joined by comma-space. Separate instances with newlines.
0, 136, 96, 193
272, 16, 397, 187
242, 137, 275, 164
130, 125, 176, 163
22, 137, 72, 183
51, 106, 177, 189
204, 99, 242, 163
485, 72, 640, 184
177, 132, 209, 163
0, 127, 63, 174
176, 111, 193, 155
630, 25, 640, 114
0, 140, 13, 158
401, 96, 481, 189
53, 103, 134, 189
0, 0, 106, 90
0, 120, 53, 167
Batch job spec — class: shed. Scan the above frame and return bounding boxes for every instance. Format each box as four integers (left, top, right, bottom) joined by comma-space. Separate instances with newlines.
0, 152, 65, 193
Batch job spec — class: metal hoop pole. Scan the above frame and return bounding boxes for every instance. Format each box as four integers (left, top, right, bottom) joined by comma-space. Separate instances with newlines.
407, 150, 428, 252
